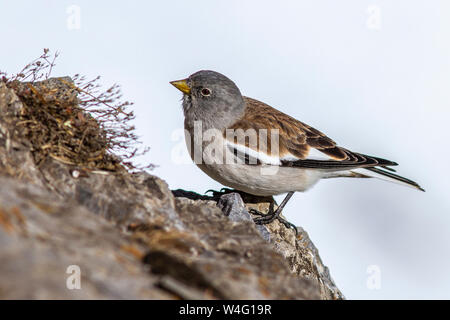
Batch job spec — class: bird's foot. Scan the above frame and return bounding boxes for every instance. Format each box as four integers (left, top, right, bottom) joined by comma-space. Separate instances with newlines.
250, 207, 298, 235
205, 187, 237, 200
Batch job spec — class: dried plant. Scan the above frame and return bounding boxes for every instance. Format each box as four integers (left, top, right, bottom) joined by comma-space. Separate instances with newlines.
1, 48, 152, 172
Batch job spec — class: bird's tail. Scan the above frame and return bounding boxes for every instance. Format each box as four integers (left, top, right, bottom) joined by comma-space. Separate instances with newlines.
351, 167, 425, 192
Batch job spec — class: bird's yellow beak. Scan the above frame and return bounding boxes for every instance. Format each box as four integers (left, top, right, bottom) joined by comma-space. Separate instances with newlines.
170, 79, 191, 95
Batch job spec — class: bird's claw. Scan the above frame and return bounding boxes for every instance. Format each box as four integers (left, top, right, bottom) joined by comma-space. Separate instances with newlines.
205, 188, 236, 196
250, 208, 298, 235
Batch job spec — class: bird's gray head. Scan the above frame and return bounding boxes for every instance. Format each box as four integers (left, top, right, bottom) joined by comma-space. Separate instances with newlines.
170, 70, 245, 130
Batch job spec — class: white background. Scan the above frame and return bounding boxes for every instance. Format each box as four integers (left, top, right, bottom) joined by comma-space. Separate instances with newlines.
1, 0, 449, 299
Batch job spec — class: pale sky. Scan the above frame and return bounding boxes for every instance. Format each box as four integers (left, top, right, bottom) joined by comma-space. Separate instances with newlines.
1, 0, 449, 299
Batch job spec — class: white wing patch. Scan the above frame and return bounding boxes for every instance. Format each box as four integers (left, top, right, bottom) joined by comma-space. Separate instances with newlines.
225, 140, 281, 165
225, 139, 334, 165
279, 147, 335, 163
305, 148, 334, 160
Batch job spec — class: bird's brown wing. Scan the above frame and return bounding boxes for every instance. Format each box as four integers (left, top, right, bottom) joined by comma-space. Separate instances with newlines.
225, 97, 397, 169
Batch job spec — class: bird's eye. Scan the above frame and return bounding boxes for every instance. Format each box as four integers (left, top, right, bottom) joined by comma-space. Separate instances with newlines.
201, 88, 211, 96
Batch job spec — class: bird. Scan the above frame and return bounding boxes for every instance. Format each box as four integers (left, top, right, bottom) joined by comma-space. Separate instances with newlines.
170, 70, 424, 232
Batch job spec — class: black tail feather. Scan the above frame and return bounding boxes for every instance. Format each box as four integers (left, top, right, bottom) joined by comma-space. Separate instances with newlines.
365, 167, 425, 192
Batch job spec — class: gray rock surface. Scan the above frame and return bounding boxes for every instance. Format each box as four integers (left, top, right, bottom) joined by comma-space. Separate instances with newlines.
0, 79, 344, 299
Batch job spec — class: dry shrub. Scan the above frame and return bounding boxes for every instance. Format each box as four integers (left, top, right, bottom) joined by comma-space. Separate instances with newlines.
0, 49, 151, 172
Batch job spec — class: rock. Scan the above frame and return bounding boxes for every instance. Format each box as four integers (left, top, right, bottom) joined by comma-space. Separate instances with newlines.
217, 192, 271, 241
0, 78, 343, 300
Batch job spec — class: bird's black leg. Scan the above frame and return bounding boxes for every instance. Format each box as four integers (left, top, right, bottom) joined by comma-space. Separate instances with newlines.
250, 192, 297, 234
249, 201, 276, 217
